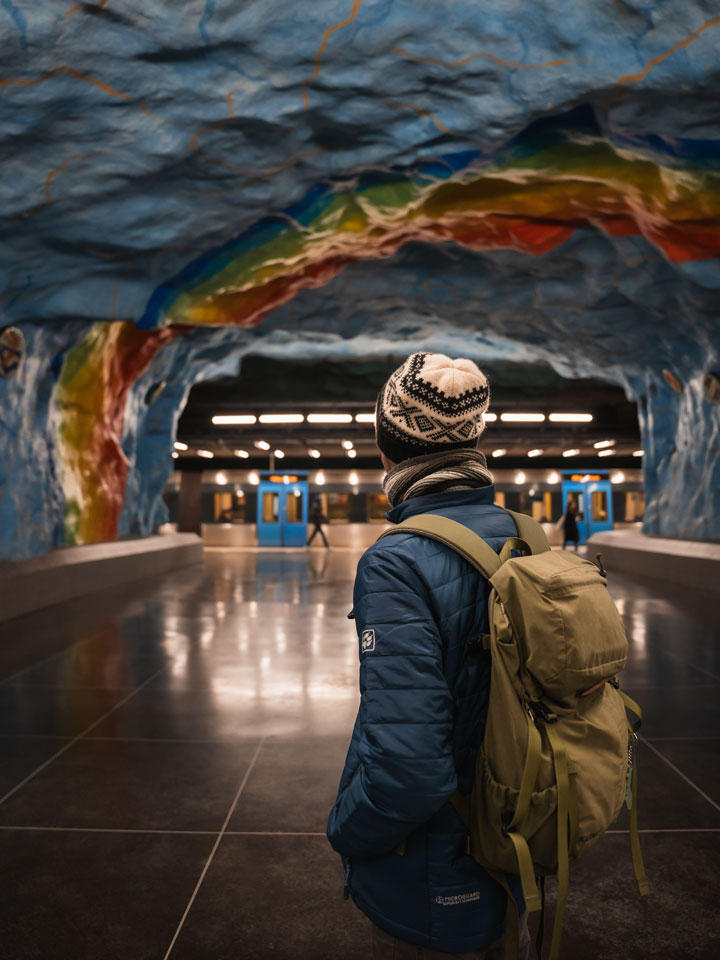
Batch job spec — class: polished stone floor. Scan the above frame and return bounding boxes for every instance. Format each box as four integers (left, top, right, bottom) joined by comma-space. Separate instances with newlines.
0, 546, 718, 959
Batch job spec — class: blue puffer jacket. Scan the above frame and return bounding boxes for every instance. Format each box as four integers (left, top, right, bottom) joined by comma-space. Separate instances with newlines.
327, 485, 524, 953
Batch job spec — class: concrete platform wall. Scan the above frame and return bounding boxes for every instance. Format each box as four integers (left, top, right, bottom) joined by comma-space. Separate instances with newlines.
589, 529, 720, 593
0, 534, 203, 623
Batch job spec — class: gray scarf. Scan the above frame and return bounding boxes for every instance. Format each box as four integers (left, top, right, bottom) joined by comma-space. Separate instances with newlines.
383, 448, 493, 508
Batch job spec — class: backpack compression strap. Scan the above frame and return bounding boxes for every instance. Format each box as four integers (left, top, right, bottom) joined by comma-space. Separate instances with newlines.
505, 508, 551, 554
378, 513, 503, 580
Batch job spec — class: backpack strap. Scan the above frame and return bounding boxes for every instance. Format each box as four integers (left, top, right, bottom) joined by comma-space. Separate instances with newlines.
505, 509, 551, 555
379, 513, 502, 580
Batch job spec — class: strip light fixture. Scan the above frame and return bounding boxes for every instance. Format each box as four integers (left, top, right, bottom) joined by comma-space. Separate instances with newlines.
597, 449, 615, 458
355, 413, 375, 423
307, 413, 353, 423
633, 450, 644, 457
491, 449, 507, 458
342, 440, 354, 450
274, 449, 285, 459
309, 449, 321, 459
347, 449, 357, 459
171, 451, 179, 459
527, 449, 543, 458
174, 441, 188, 451
483, 412, 497, 422
593, 439, 615, 449
212, 415, 257, 425
549, 413, 593, 423
562, 449, 580, 458
255, 440, 271, 451
234, 449, 249, 458
259, 414, 304, 424
197, 450, 214, 459
500, 413, 546, 423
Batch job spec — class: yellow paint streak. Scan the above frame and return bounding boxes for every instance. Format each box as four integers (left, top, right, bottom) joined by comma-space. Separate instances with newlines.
0, 65, 159, 121
391, 46, 570, 70
618, 15, 720, 84
302, 0, 364, 109
45, 152, 89, 202
227, 89, 236, 117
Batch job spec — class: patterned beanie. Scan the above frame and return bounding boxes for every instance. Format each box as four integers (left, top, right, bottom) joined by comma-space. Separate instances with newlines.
375, 352, 490, 464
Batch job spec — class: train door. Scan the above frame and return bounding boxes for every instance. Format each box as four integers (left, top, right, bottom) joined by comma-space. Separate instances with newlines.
256, 477, 308, 547
561, 482, 588, 545
587, 481, 613, 539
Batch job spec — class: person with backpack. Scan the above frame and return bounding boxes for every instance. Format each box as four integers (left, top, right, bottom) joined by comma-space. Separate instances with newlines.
307, 496, 330, 548
327, 352, 647, 960
327, 352, 531, 957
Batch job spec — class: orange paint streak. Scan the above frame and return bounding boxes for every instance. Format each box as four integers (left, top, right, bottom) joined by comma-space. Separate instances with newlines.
58, 1, 109, 39
380, 98, 484, 147
44, 152, 90, 202
227, 89, 236, 117
85, 247, 135, 270
618, 15, 720, 84
302, 0, 364, 108
0, 65, 159, 121
391, 46, 570, 70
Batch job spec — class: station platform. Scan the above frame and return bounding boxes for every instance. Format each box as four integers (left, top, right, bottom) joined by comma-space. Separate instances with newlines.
0, 547, 718, 959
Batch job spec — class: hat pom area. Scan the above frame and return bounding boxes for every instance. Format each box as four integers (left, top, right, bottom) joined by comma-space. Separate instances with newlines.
375, 352, 491, 463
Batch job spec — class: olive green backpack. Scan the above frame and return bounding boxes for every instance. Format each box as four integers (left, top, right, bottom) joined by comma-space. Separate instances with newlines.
381, 510, 649, 960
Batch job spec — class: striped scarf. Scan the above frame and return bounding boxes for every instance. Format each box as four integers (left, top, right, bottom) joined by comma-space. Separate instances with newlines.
383, 448, 493, 508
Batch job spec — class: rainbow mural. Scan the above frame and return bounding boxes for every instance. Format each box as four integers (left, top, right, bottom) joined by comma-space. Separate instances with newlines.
141, 132, 720, 332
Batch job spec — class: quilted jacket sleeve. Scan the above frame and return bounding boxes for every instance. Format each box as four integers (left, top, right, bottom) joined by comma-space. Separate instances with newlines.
327, 542, 457, 859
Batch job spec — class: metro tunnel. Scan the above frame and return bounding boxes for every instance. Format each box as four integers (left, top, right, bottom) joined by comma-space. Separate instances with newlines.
1, 2, 719, 958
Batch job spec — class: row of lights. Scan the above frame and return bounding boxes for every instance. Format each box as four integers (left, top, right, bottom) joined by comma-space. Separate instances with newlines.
491, 444, 644, 459
211, 412, 595, 426
210, 469, 627, 488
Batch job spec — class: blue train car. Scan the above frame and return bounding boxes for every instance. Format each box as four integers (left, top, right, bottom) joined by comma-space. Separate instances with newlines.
256, 471, 309, 547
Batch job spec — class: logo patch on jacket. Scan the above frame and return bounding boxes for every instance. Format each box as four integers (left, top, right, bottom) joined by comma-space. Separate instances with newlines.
361, 629, 375, 653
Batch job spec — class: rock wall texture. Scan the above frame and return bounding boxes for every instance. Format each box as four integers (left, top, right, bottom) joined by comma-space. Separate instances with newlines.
1, 1, 719, 558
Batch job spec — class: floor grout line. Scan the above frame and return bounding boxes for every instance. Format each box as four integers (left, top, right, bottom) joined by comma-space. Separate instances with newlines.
0, 665, 169, 806
642, 740, 720, 814
607, 828, 720, 834
162, 737, 266, 960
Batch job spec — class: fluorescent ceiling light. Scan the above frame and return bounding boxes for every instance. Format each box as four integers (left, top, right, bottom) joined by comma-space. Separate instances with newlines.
355, 413, 375, 423
255, 440, 271, 451
342, 440, 354, 450
309, 449, 321, 459
259, 414, 304, 424
234, 449, 249, 458
248, 472, 259, 485
212, 415, 257, 425
562, 449, 580, 458
197, 450, 214, 459
547, 472, 559, 484
274, 449, 285, 459
611, 472, 625, 484
349, 471, 359, 485
593, 439, 615, 449
347, 449, 357, 458
282, 475, 290, 484
633, 450, 644, 457
215, 472, 228, 485
598, 449, 615, 457
500, 413, 546, 422
173, 441, 188, 451
549, 413, 593, 423
491, 449, 507, 458
307, 413, 353, 423
515, 472, 527, 484
527, 449, 543, 458
315, 471, 325, 485
483, 412, 497, 422
171, 451, 179, 459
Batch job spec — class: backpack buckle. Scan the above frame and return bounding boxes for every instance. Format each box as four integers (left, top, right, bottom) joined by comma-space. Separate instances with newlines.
529, 700, 557, 724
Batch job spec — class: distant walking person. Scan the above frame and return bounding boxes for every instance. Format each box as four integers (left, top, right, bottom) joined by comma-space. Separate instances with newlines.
307, 497, 329, 548
563, 499, 580, 550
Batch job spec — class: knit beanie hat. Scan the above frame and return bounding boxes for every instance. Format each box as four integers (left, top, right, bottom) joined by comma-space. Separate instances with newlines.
375, 352, 490, 464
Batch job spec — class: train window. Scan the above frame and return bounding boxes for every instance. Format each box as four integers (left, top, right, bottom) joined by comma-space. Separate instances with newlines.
326, 492, 350, 523
367, 493, 389, 522
262, 491, 279, 523
566, 491, 584, 521
286, 489, 304, 523
591, 490, 608, 522
215, 492, 246, 523
625, 491, 645, 521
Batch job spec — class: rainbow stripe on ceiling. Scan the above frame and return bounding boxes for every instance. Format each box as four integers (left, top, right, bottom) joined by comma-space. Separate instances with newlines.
141, 130, 720, 331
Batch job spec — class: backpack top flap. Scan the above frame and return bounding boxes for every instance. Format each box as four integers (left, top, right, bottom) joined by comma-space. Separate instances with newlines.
491, 550, 628, 703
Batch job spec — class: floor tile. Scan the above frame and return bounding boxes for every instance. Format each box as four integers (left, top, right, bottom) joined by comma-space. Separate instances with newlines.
229, 737, 350, 833
0, 687, 126, 736
3, 650, 167, 691
0, 829, 214, 960
0, 739, 260, 831
556, 832, 720, 959
169, 835, 369, 960
89, 688, 360, 740
645, 739, 720, 807
621, 684, 720, 737
0, 738, 71, 799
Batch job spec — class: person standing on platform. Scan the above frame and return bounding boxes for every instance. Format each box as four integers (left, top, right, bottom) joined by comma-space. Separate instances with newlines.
327, 352, 530, 959
307, 496, 329, 548
562, 499, 580, 550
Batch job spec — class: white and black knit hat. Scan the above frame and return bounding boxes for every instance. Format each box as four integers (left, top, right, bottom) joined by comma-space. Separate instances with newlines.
375, 352, 490, 464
